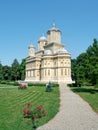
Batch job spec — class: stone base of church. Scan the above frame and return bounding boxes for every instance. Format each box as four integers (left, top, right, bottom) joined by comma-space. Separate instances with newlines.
25, 78, 74, 84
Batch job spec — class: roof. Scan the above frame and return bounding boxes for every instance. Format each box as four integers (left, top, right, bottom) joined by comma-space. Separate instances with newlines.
47, 23, 61, 33
39, 34, 47, 41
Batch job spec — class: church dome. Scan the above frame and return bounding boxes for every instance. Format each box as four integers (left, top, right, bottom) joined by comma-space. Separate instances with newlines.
51, 23, 59, 31
29, 44, 34, 48
39, 34, 47, 41
47, 23, 61, 34
44, 50, 52, 55
54, 48, 69, 54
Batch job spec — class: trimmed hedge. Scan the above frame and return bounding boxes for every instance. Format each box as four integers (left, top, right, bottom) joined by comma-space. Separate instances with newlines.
0, 81, 59, 88
0, 80, 19, 86
28, 82, 59, 87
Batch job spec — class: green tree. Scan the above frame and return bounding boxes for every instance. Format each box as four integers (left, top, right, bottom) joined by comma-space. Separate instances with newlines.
11, 59, 20, 80
71, 59, 77, 81
20, 58, 26, 80
2, 65, 11, 80
71, 38, 98, 86
86, 38, 98, 84
71, 53, 88, 85
0, 61, 3, 80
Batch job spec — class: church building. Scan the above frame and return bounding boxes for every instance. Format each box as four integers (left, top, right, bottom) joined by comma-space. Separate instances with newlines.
25, 24, 72, 83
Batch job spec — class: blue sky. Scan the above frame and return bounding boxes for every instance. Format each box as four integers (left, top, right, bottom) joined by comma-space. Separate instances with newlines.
0, 0, 98, 66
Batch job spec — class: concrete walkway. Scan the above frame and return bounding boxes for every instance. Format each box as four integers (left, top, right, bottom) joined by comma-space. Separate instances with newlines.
37, 84, 98, 130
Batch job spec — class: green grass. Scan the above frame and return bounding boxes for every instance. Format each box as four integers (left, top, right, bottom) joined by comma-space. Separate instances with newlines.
0, 84, 60, 130
70, 86, 98, 112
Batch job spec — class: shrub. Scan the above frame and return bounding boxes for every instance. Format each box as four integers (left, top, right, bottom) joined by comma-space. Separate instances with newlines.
28, 83, 33, 86
13, 81, 19, 86
33, 83, 45, 87
23, 103, 46, 129
52, 83, 59, 87
28, 83, 46, 87
0, 80, 7, 84
46, 82, 53, 92
18, 84, 27, 89
67, 83, 78, 87
94, 84, 98, 89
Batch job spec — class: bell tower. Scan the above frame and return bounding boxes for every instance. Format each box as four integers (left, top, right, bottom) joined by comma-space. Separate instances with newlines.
28, 44, 35, 57
38, 34, 47, 51
47, 23, 61, 44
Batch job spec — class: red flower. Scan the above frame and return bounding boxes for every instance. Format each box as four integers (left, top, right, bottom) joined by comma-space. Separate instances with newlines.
23, 108, 27, 114
37, 105, 43, 110
27, 110, 30, 115
27, 103, 31, 108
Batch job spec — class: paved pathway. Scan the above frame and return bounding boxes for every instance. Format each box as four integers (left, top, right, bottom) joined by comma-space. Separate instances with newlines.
37, 84, 98, 130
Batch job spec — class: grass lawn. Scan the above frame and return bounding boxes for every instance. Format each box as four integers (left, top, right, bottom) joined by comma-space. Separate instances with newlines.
0, 84, 60, 130
70, 86, 98, 112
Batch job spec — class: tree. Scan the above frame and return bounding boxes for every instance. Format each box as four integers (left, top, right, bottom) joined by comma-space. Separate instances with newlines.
86, 38, 98, 84
0, 61, 3, 80
2, 65, 11, 80
11, 59, 20, 80
71, 53, 88, 85
71, 59, 77, 81
20, 58, 26, 80
71, 38, 98, 85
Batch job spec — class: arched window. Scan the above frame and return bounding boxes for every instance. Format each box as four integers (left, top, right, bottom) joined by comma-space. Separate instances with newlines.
65, 69, 67, 75
54, 69, 56, 76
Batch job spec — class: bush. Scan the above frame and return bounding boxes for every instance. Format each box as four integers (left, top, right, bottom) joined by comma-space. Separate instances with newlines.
6, 81, 11, 85
28, 83, 46, 87
67, 83, 78, 87
0, 80, 19, 86
23, 103, 46, 129
67, 84, 73, 87
0, 81, 7, 84
94, 84, 98, 89
13, 81, 19, 86
18, 84, 27, 89
28, 83, 33, 86
46, 82, 53, 92
34, 83, 45, 87
52, 83, 59, 87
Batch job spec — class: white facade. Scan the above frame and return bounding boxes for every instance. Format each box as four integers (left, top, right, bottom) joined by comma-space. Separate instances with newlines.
25, 25, 72, 83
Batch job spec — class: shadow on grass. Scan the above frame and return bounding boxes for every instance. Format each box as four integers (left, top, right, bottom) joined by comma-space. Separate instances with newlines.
71, 87, 98, 94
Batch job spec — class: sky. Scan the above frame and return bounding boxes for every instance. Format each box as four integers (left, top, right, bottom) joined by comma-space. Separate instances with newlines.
0, 0, 98, 66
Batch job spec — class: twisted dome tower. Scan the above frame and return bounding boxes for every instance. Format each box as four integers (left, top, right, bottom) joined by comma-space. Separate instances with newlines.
47, 23, 61, 44
38, 34, 47, 51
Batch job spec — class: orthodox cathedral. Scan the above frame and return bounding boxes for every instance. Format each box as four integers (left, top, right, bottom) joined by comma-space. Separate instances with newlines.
25, 24, 72, 83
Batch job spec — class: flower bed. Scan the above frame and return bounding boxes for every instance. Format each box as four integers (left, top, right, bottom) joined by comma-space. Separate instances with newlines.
18, 81, 28, 89
18, 84, 27, 89
23, 103, 46, 129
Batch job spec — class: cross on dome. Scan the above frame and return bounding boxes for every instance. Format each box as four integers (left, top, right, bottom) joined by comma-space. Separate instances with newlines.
42, 33, 45, 37
53, 23, 56, 27
52, 22, 56, 29
39, 33, 47, 40
50, 22, 60, 31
